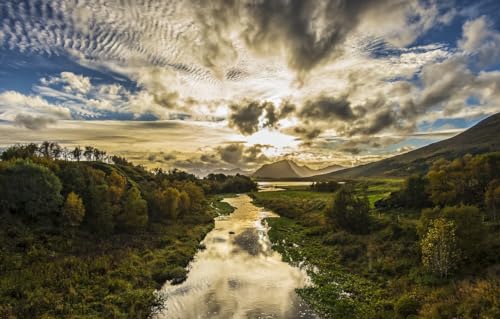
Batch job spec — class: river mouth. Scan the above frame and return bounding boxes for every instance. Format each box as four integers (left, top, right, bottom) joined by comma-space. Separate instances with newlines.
155, 194, 318, 319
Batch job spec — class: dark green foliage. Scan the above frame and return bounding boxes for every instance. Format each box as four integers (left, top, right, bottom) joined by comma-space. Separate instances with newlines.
0, 143, 38, 160
203, 173, 257, 194
325, 185, 371, 234
0, 160, 63, 220
310, 181, 341, 192
376, 175, 430, 209
116, 186, 148, 231
395, 294, 420, 318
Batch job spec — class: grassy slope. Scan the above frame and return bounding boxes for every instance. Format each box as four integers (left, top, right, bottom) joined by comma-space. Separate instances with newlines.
0, 196, 234, 319
252, 182, 500, 319
316, 113, 500, 179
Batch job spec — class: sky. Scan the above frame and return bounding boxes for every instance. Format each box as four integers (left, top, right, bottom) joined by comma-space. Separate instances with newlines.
0, 0, 499, 175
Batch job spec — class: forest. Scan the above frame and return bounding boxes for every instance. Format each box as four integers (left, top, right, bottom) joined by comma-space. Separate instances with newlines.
0, 142, 256, 318
252, 152, 500, 318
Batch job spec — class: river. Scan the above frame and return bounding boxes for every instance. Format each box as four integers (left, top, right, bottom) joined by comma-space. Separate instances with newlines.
155, 194, 319, 319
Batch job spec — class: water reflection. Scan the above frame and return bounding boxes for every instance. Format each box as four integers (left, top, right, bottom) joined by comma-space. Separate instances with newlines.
155, 194, 318, 319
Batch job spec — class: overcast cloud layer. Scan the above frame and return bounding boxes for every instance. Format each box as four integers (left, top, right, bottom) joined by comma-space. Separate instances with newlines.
0, 0, 499, 174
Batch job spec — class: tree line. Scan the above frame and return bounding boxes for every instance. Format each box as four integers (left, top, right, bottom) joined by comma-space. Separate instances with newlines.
0, 142, 257, 235
373, 152, 500, 278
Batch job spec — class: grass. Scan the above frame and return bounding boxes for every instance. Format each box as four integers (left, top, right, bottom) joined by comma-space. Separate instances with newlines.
0, 195, 234, 318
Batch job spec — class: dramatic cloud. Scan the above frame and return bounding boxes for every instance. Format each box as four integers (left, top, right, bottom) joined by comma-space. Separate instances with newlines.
0, 1, 499, 173
0, 91, 71, 129
228, 101, 268, 135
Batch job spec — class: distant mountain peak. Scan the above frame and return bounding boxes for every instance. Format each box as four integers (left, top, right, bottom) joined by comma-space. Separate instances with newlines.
252, 160, 344, 179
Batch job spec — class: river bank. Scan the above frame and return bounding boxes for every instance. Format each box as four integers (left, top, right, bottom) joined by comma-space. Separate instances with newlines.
252, 183, 500, 319
0, 196, 231, 318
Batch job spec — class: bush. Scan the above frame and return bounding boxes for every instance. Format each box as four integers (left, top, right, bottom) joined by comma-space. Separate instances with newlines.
325, 185, 370, 234
395, 294, 420, 318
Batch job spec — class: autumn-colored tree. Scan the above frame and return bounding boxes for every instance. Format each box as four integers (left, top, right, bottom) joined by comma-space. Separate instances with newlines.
421, 218, 460, 278
180, 182, 204, 212
164, 187, 181, 220
62, 192, 85, 227
108, 171, 127, 206
178, 190, 191, 216
420, 205, 484, 265
485, 179, 500, 222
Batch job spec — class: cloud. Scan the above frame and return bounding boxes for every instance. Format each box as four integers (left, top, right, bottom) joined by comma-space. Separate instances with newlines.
299, 95, 356, 122
42, 72, 92, 94
216, 143, 269, 166
14, 114, 57, 130
0, 91, 71, 129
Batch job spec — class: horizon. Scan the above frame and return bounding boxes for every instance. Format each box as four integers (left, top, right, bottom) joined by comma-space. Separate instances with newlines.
1, 0, 500, 176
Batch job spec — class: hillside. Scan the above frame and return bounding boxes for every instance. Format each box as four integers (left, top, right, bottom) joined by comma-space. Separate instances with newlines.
252, 160, 343, 179
317, 113, 500, 179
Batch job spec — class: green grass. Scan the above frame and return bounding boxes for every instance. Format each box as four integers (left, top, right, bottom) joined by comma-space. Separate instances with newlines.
208, 194, 236, 217
0, 196, 236, 318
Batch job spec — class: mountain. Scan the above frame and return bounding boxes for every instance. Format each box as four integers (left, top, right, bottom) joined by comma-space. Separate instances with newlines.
316, 113, 500, 179
252, 160, 343, 179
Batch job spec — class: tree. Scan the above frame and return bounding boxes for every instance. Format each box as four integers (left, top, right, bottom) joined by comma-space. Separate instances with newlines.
84, 146, 94, 161
164, 187, 181, 220
485, 179, 500, 222
51, 143, 62, 159
178, 191, 191, 216
62, 192, 85, 227
72, 146, 82, 162
39, 141, 52, 158
420, 205, 484, 265
421, 218, 460, 278
108, 171, 127, 206
0, 160, 63, 220
325, 185, 370, 234
117, 186, 148, 231
180, 182, 204, 212
0, 143, 38, 160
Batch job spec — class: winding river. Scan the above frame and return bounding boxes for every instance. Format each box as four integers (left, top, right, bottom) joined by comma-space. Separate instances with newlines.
155, 194, 318, 319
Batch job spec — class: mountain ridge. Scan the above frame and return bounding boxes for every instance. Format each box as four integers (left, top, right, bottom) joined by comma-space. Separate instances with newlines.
252, 159, 343, 179
316, 112, 500, 179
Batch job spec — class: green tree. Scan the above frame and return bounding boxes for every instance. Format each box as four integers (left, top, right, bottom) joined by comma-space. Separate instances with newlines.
163, 187, 181, 220
117, 186, 148, 231
0, 160, 63, 220
325, 185, 370, 234
421, 218, 460, 278
485, 179, 500, 222
0, 143, 38, 160
403, 174, 430, 208
62, 192, 85, 227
